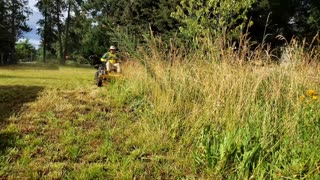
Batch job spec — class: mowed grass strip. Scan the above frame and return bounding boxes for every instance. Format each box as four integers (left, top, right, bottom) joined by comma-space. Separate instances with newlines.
0, 63, 181, 179
0, 65, 124, 179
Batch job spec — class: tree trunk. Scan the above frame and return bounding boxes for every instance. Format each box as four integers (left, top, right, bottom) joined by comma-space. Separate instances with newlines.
56, 0, 64, 64
63, 0, 71, 62
10, 0, 17, 64
43, 0, 47, 63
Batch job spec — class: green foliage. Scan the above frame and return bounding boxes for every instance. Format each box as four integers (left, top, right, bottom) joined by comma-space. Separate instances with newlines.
81, 25, 111, 57
171, 0, 256, 39
0, 0, 31, 65
36, 0, 63, 60
29, 0, 320, 62
302, 0, 320, 36
15, 39, 37, 61
98, 0, 180, 35
308, 8, 320, 31
249, 0, 320, 43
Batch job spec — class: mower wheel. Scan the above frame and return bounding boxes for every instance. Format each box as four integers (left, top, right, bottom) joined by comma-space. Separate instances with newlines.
97, 78, 102, 87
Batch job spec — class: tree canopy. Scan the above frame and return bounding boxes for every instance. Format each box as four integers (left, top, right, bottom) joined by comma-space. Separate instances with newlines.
0, 0, 31, 65
15, 39, 37, 61
1, 0, 320, 65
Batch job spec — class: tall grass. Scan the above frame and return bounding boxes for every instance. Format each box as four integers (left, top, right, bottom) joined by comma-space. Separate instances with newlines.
113, 35, 320, 178
0, 35, 319, 178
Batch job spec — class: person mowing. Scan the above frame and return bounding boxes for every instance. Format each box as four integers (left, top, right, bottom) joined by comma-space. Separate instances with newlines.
101, 46, 121, 73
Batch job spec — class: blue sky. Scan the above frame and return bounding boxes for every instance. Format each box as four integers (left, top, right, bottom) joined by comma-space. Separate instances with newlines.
20, 0, 42, 49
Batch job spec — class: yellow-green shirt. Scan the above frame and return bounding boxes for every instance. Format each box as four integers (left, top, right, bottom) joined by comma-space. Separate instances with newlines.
101, 52, 118, 64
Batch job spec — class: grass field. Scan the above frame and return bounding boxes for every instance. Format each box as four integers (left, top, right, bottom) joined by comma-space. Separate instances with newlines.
0, 57, 320, 179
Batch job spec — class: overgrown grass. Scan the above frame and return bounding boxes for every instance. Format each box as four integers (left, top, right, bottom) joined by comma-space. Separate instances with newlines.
0, 39, 320, 179
121, 58, 320, 179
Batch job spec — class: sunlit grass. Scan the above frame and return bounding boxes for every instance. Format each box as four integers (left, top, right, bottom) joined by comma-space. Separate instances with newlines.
0, 43, 320, 179
127, 58, 320, 179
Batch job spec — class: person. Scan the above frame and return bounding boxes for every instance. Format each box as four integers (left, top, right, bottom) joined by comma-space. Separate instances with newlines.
101, 46, 121, 73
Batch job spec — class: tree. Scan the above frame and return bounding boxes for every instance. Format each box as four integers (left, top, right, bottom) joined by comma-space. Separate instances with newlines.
63, 0, 72, 62
55, 0, 66, 64
293, 0, 320, 38
37, 0, 50, 62
81, 0, 180, 38
171, 0, 256, 39
31, 0, 320, 62
247, 0, 320, 46
36, 0, 65, 63
0, 0, 31, 65
16, 39, 37, 61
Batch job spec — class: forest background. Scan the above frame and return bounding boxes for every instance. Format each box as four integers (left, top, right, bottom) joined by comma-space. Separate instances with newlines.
1, 0, 320, 64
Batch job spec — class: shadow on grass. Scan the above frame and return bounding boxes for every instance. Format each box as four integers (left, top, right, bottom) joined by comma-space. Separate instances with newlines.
0, 85, 44, 155
0, 132, 16, 156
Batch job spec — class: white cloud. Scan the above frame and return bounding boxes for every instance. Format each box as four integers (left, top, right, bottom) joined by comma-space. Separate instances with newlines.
28, 0, 38, 11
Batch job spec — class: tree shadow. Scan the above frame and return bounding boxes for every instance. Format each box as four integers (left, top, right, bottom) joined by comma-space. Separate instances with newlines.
0, 85, 44, 155
0, 132, 16, 156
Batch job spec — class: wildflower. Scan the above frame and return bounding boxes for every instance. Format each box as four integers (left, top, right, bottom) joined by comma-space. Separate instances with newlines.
299, 95, 305, 101
312, 96, 318, 100
306, 89, 317, 97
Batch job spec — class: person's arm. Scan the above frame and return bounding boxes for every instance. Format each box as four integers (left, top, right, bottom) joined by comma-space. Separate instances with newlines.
101, 52, 109, 62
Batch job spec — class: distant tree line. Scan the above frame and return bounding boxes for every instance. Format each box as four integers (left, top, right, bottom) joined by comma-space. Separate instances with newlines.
1, 0, 320, 65
0, 0, 30, 65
